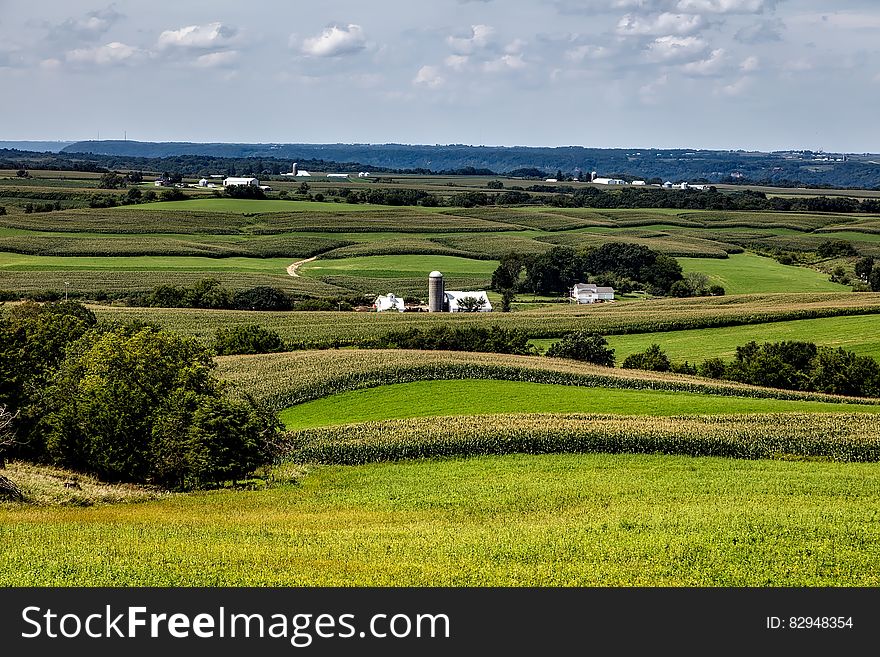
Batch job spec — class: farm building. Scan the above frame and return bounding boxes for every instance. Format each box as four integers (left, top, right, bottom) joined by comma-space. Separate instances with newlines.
593, 178, 628, 185
632, 180, 647, 186
223, 177, 260, 187
374, 293, 405, 313
445, 291, 493, 313
571, 283, 615, 304
327, 173, 350, 179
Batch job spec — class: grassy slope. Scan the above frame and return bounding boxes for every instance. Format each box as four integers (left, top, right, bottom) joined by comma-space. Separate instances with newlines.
2, 454, 878, 586
300, 254, 498, 279
605, 314, 880, 363
680, 253, 847, 294
279, 380, 880, 430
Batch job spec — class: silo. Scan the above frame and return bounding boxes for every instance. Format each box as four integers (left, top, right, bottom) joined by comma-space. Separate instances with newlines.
292, 162, 299, 176
428, 271, 445, 313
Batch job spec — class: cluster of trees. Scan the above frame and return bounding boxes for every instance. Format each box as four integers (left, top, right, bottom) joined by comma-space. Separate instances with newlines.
331, 187, 440, 207
224, 185, 266, 200
24, 202, 62, 214
492, 243, 685, 298
214, 325, 286, 356
97, 171, 144, 189
132, 281, 294, 311
855, 257, 880, 291
620, 340, 880, 398
373, 325, 534, 355
88, 187, 186, 209
0, 302, 281, 491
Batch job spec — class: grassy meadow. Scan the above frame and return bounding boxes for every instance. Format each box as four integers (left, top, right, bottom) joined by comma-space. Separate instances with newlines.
680, 253, 849, 294
2, 454, 879, 586
279, 380, 880, 430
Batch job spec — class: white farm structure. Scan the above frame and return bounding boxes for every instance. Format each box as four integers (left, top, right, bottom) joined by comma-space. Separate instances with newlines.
223, 177, 260, 187
445, 291, 492, 313
374, 293, 406, 313
571, 283, 615, 304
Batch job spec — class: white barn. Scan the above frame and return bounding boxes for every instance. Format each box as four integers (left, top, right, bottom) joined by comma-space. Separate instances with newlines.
223, 177, 260, 187
571, 283, 615, 304
374, 293, 405, 313
444, 291, 492, 313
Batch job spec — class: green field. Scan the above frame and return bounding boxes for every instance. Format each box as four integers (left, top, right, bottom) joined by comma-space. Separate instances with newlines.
605, 314, 880, 364
2, 454, 878, 586
279, 380, 880, 430
300, 254, 498, 279
680, 253, 847, 294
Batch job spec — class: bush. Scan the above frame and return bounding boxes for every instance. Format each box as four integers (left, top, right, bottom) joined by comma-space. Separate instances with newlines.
708, 285, 726, 296
375, 325, 534, 355
43, 327, 280, 489
817, 240, 858, 259
546, 332, 615, 367
224, 185, 266, 200
233, 286, 293, 311
621, 345, 672, 372
669, 280, 694, 298
699, 358, 727, 379
0, 206, 6, 216
214, 325, 286, 356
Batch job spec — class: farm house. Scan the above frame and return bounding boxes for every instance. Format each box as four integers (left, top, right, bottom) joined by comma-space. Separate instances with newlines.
374, 293, 405, 313
223, 177, 260, 187
571, 283, 615, 304
445, 291, 493, 313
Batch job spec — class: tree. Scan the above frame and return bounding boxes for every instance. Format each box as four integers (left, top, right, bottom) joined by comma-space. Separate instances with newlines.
16, 169, 29, 178
683, 272, 710, 295
669, 280, 694, 298
500, 289, 515, 313
855, 257, 874, 283
871, 268, 880, 292
457, 296, 487, 312
298, 182, 311, 195
214, 325, 286, 356
233, 286, 293, 311
546, 332, 615, 367
622, 345, 672, 372
817, 240, 858, 259
0, 404, 16, 470
99, 172, 125, 189
708, 285, 726, 296
43, 327, 279, 489
487, 180, 504, 190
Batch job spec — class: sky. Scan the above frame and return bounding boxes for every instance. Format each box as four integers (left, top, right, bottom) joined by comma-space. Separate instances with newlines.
0, 0, 878, 152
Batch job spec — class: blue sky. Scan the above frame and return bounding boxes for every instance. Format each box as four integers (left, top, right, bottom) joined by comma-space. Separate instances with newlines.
0, 0, 878, 152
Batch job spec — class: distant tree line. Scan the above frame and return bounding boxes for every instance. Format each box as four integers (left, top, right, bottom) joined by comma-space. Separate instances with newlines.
373, 325, 534, 355
0, 302, 281, 493
620, 341, 880, 398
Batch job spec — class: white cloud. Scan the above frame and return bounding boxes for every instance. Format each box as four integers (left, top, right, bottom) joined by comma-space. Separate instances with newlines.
681, 48, 726, 75
740, 55, 759, 72
617, 12, 706, 36
675, 0, 777, 13
66, 41, 141, 65
483, 53, 527, 73
301, 24, 366, 57
158, 23, 238, 51
48, 6, 124, 42
414, 65, 445, 88
445, 54, 470, 70
639, 73, 669, 104
645, 35, 708, 62
194, 51, 239, 68
447, 25, 495, 55
719, 76, 751, 96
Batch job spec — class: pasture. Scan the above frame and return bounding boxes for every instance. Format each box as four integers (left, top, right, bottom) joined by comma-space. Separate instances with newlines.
2, 454, 878, 586
279, 380, 880, 430
680, 253, 849, 294
300, 254, 498, 279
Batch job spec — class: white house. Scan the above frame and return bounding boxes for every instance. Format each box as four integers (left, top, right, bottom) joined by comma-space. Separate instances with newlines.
374, 293, 405, 313
444, 291, 493, 313
223, 177, 260, 187
571, 283, 615, 304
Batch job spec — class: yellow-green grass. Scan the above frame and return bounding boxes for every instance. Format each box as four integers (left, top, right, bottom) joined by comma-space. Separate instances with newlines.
279, 380, 880, 430
604, 314, 880, 364
0, 252, 293, 274
680, 253, 848, 294
300, 254, 498, 279
2, 454, 878, 586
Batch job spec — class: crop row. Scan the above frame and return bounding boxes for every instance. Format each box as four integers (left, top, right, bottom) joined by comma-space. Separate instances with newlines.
216, 349, 880, 411
287, 412, 880, 464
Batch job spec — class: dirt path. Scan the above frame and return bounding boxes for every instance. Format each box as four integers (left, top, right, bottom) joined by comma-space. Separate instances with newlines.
287, 256, 317, 278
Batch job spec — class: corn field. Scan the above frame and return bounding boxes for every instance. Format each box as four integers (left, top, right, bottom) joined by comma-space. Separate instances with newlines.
288, 413, 880, 465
